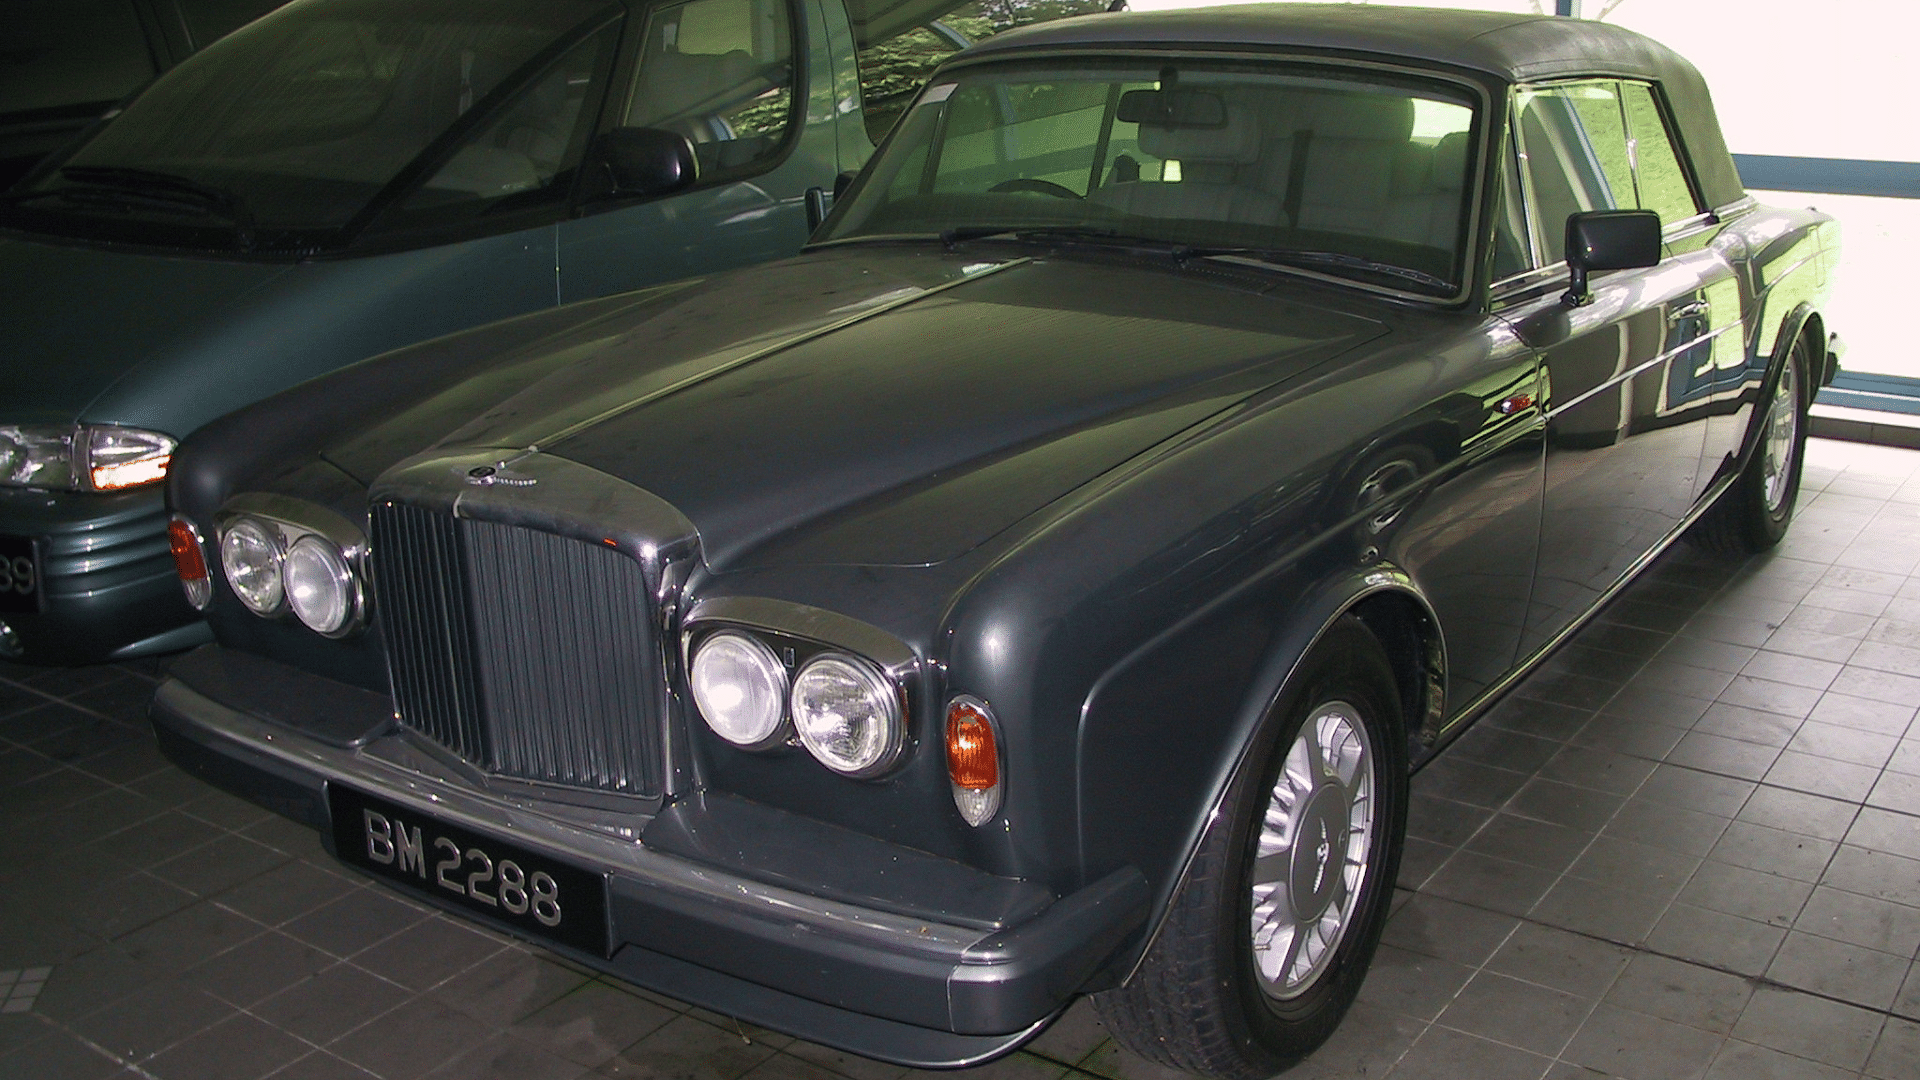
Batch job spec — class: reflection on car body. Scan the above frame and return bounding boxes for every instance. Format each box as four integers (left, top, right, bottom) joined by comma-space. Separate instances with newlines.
152, 7, 1839, 1077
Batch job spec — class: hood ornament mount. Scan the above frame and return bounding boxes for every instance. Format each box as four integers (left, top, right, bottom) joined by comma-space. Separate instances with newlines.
463, 447, 540, 487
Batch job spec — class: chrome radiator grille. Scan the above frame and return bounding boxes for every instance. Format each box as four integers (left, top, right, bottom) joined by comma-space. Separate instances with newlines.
369, 502, 663, 797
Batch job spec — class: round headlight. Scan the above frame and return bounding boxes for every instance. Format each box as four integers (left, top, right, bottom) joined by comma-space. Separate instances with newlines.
691, 632, 789, 748
219, 518, 283, 615
284, 535, 355, 635
791, 653, 902, 777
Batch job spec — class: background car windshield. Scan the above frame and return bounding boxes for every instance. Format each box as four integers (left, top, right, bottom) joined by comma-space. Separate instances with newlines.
826, 60, 1480, 291
15, 0, 613, 242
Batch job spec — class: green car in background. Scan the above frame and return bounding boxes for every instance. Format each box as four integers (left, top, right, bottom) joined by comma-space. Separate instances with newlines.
0, 0, 1104, 664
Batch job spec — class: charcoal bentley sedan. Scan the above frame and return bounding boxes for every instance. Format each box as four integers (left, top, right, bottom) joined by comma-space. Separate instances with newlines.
152, 7, 1839, 1076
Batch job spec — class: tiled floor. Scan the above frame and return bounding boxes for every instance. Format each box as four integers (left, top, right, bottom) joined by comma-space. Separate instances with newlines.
3, 437, 1919, 1080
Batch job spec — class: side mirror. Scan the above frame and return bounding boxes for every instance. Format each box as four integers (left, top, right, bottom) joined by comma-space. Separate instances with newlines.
589, 128, 698, 201
832, 169, 859, 202
1563, 209, 1662, 307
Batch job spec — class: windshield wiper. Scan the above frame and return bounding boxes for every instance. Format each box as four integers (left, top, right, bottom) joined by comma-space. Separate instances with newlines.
8, 166, 257, 248
937, 225, 1129, 249
1177, 245, 1451, 290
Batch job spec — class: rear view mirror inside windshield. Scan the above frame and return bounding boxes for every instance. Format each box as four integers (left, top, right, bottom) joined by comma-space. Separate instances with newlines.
1116, 88, 1226, 129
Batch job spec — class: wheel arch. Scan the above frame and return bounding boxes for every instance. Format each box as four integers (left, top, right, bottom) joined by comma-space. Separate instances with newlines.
1086, 567, 1444, 989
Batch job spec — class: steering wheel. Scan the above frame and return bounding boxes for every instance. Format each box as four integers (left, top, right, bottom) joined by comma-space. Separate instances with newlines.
988, 177, 1083, 200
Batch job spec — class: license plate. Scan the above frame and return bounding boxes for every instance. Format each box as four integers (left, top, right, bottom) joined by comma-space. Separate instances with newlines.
0, 535, 38, 614
328, 784, 611, 956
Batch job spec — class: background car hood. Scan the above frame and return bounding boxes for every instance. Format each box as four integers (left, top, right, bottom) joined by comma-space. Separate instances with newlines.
0, 235, 290, 424
367, 249, 1387, 569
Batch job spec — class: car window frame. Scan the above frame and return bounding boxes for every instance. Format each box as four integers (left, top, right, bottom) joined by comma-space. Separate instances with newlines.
338, 8, 630, 253
575, 0, 810, 214
1491, 75, 1717, 307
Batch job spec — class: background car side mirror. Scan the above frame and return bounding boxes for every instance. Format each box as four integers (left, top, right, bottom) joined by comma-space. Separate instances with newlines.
1563, 209, 1662, 307
588, 128, 699, 201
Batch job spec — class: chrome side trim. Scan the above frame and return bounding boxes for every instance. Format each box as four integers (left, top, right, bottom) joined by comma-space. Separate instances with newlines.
1544, 323, 1740, 420
155, 677, 992, 958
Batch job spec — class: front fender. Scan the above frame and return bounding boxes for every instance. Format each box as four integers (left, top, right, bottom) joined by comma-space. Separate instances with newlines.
1074, 560, 1439, 983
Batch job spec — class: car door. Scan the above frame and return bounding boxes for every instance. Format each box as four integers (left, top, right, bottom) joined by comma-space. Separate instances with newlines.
1502, 80, 1721, 657
556, 0, 841, 303
1617, 81, 1749, 493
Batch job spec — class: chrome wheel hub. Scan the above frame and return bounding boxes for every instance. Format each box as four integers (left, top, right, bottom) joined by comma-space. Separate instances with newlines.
1248, 701, 1375, 1000
1762, 359, 1800, 514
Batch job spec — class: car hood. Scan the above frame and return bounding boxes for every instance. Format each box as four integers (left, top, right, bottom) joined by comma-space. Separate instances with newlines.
0, 235, 291, 425
335, 248, 1388, 569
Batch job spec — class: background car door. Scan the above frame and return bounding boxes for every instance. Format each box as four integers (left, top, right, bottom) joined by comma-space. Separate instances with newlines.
556, 0, 840, 302
1504, 81, 1725, 658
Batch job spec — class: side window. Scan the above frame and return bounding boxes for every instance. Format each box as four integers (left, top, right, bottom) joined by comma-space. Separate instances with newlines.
624, 0, 795, 179
0, 0, 155, 116
393, 26, 617, 228
1515, 81, 1631, 265
1621, 82, 1698, 227
176, 0, 287, 50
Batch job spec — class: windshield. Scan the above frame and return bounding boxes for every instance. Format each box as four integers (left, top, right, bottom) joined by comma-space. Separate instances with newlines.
5, 0, 617, 250
823, 59, 1482, 294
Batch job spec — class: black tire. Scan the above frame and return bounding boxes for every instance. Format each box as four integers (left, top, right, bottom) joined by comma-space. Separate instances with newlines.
1093, 616, 1408, 1080
1688, 334, 1811, 556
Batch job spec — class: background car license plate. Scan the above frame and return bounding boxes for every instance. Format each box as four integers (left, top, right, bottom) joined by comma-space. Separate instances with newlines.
328, 784, 610, 956
0, 536, 39, 614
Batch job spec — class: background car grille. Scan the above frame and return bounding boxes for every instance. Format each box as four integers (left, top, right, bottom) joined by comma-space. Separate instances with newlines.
369, 501, 663, 797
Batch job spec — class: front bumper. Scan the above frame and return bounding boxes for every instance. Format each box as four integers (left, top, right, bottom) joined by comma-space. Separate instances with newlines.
0, 484, 208, 663
149, 646, 1148, 1067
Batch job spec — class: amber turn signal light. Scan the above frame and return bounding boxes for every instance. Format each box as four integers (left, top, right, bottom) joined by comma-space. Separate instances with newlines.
946, 698, 998, 790
168, 516, 212, 610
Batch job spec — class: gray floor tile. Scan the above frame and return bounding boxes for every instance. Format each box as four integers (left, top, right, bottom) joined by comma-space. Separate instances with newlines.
1379, 894, 1519, 968
1731, 986, 1885, 1071
144, 1013, 310, 1080
329, 994, 494, 1078
1351, 943, 1474, 1021
1506, 777, 1626, 831
282, 888, 431, 960
1868, 770, 1920, 816
1709, 821, 1839, 882
1280, 999, 1425, 1079
426, 1029, 593, 1080
1809, 691, 1918, 736
0, 1028, 125, 1080
1562, 1002, 1723, 1080
353, 916, 504, 993
1767, 930, 1910, 1009
1604, 953, 1753, 1035
66, 979, 234, 1061
183, 929, 334, 1008
1635, 764, 1756, 817
1787, 721, 1901, 767
1868, 1016, 1920, 1080
1823, 844, 1920, 908
1693, 702, 1803, 747
1767, 749, 1889, 801
1435, 970, 1592, 1056
1645, 903, 1787, 976
1667, 731, 1783, 780
213, 859, 361, 927
1462, 813, 1594, 874
1601, 794, 1731, 857
263, 1051, 383, 1080
1738, 785, 1862, 842
1846, 806, 1920, 861
252, 962, 410, 1044
1530, 876, 1669, 944
594, 1013, 784, 1080
1418, 850, 1559, 916
508, 982, 682, 1070
1794, 885, 1920, 956
1484, 922, 1631, 998
1704, 1040, 1858, 1080
432, 948, 588, 1027
1384, 1026, 1551, 1080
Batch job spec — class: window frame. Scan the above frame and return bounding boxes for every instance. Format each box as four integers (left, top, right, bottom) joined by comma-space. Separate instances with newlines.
586, 0, 810, 204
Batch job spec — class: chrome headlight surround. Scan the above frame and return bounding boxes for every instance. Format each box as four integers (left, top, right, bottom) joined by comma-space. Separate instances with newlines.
214, 495, 367, 637
681, 599, 919, 780
790, 652, 906, 779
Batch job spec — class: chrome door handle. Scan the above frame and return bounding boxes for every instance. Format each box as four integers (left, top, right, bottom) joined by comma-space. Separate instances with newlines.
1668, 300, 1710, 322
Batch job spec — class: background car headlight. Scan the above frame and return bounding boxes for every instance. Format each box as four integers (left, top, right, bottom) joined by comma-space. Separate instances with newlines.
0, 424, 175, 491
0, 425, 77, 489
691, 632, 789, 748
220, 518, 283, 614
284, 535, 355, 635
791, 653, 903, 777
86, 426, 175, 491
